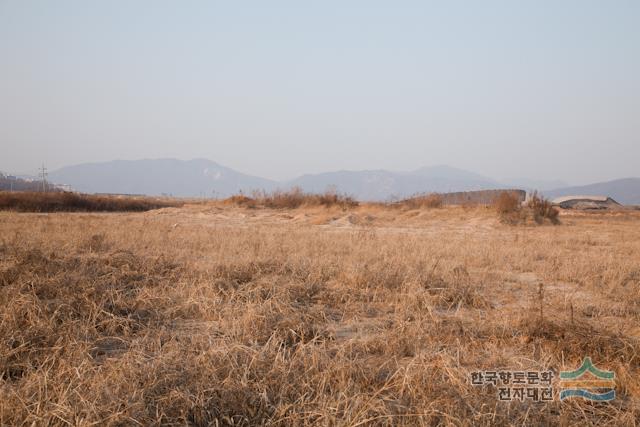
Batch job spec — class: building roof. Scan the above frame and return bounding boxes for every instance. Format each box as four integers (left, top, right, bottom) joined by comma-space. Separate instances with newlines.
551, 195, 611, 204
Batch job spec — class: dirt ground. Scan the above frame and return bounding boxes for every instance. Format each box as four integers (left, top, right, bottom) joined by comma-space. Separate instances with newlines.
1, 203, 639, 425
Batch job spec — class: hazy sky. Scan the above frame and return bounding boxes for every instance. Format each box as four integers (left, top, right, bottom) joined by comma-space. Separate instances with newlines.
1, 1, 638, 184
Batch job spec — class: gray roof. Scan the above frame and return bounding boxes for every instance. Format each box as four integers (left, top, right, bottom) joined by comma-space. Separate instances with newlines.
552, 195, 611, 204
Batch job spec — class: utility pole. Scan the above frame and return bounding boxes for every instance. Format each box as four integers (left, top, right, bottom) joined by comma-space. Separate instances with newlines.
39, 164, 48, 192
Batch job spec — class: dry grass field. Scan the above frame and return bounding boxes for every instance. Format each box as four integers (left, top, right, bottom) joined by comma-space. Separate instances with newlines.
1, 201, 639, 425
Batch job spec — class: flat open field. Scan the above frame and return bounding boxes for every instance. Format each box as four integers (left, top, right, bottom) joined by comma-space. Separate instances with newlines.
1, 203, 639, 425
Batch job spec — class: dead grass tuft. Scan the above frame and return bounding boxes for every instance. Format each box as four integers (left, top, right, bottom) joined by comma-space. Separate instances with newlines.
224, 187, 358, 209
527, 191, 560, 224
496, 191, 560, 225
495, 191, 521, 216
395, 193, 444, 209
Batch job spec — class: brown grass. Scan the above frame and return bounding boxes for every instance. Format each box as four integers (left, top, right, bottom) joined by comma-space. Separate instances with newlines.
527, 191, 560, 224
224, 187, 358, 209
495, 191, 521, 216
395, 193, 444, 209
496, 191, 560, 225
0, 191, 182, 212
0, 205, 638, 425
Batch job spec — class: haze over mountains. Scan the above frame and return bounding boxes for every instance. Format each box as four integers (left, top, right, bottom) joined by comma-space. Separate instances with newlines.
48, 159, 277, 198
44, 159, 520, 200
36, 158, 640, 204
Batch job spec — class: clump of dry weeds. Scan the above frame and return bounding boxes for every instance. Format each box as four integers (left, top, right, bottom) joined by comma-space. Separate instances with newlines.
497, 191, 560, 225
495, 191, 521, 217
528, 191, 560, 224
0, 191, 181, 212
225, 187, 358, 210
395, 193, 444, 209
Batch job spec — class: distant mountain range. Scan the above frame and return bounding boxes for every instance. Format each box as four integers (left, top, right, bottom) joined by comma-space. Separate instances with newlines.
47, 160, 507, 200
48, 159, 277, 197
36, 158, 639, 204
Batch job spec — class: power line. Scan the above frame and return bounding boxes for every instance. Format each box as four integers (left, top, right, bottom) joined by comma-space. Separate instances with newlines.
39, 164, 48, 192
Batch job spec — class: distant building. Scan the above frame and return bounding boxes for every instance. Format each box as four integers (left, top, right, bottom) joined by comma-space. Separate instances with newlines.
551, 195, 621, 210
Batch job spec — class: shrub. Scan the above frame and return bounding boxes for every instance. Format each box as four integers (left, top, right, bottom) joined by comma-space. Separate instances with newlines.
527, 191, 560, 224
225, 188, 358, 209
495, 191, 560, 225
223, 194, 257, 208
260, 187, 307, 209
0, 192, 180, 212
495, 192, 521, 216
397, 193, 443, 209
